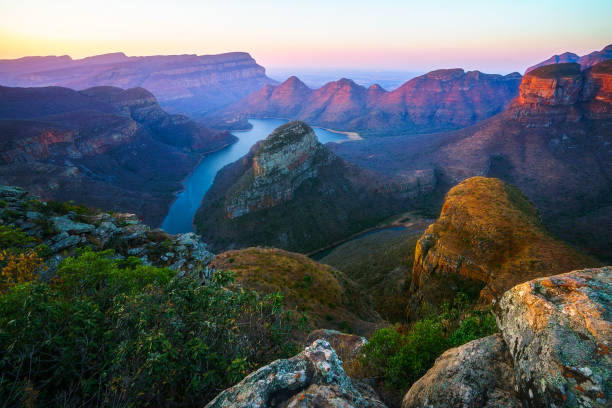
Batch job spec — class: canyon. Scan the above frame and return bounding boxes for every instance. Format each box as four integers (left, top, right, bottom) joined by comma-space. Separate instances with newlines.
0, 85, 236, 225
0, 52, 277, 116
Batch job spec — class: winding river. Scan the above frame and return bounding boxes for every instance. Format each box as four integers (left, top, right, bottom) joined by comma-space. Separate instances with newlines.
161, 119, 350, 234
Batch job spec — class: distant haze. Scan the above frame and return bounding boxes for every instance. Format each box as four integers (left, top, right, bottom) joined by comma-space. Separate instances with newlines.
1, 0, 611, 74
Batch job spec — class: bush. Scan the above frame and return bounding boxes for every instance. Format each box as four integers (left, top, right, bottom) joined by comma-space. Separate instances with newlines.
0, 250, 298, 407
360, 293, 498, 392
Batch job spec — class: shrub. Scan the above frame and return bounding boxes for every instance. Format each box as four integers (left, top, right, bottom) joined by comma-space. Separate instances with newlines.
360, 293, 498, 393
0, 249, 45, 293
0, 250, 298, 407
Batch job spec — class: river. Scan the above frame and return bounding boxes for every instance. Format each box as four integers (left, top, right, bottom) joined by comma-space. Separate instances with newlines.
161, 119, 350, 234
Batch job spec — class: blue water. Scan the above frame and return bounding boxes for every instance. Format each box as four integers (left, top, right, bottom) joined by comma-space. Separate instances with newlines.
161, 118, 349, 234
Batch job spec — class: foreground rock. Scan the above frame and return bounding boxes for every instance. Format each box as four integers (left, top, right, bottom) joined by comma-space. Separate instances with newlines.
402, 333, 521, 408
205, 339, 386, 408
497, 267, 611, 407
0, 185, 213, 277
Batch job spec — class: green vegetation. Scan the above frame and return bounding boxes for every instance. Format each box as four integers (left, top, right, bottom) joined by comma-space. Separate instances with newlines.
529, 62, 581, 78
357, 293, 497, 393
211, 247, 381, 336
319, 227, 422, 322
0, 250, 298, 407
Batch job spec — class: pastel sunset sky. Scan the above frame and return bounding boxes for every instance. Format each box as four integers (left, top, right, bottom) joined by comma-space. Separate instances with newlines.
1, 0, 611, 73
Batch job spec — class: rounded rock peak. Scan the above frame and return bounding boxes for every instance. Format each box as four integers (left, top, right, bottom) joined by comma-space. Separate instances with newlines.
261, 120, 317, 152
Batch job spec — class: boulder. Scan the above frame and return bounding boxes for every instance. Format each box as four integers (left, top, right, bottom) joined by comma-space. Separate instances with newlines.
51, 215, 95, 234
305, 329, 367, 362
496, 267, 611, 407
402, 333, 521, 408
205, 339, 386, 408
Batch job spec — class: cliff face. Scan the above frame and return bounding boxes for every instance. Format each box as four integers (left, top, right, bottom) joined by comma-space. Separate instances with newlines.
195, 121, 436, 253
409, 177, 597, 316
333, 60, 612, 260
0, 85, 236, 226
225, 122, 331, 218
525, 43, 612, 73
215, 69, 521, 136
0, 52, 277, 116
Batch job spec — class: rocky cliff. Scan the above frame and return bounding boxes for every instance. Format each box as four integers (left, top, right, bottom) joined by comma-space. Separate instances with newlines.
0, 185, 213, 277
409, 177, 598, 317
0, 85, 236, 225
194, 121, 436, 253
0, 52, 277, 116
214, 69, 521, 136
525, 43, 612, 73
333, 60, 612, 260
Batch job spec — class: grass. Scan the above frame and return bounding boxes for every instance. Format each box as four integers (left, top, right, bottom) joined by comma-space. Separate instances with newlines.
210, 247, 383, 336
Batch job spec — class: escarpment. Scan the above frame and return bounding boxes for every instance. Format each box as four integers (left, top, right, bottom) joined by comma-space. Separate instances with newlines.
408, 177, 598, 317
0, 85, 236, 226
0, 52, 277, 116
195, 121, 436, 253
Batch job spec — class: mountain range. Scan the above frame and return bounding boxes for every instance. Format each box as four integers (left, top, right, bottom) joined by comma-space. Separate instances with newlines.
212, 69, 522, 136
0, 85, 236, 225
0, 52, 277, 116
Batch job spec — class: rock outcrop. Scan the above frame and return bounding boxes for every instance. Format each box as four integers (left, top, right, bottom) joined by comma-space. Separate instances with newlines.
195, 121, 435, 253
497, 267, 611, 407
402, 266, 611, 408
0, 85, 236, 226
0, 52, 277, 116
525, 44, 612, 73
402, 333, 521, 408
214, 69, 521, 136
0, 185, 214, 277
409, 177, 598, 316
224, 121, 330, 218
205, 339, 387, 408
333, 60, 612, 261
210, 247, 383, 336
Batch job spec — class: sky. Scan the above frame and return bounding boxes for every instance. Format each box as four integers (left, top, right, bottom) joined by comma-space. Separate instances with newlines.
1, 0, 611, 74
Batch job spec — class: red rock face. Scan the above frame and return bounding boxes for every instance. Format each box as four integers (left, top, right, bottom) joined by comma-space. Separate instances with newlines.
219, 69, 521, 135
518, 66, 584, 106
